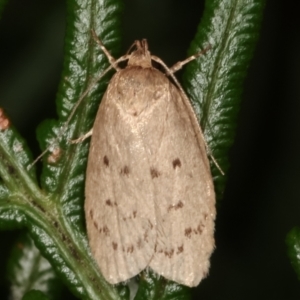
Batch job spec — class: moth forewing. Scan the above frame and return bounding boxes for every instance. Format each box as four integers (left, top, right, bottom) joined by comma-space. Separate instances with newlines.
85, 37, 215, 287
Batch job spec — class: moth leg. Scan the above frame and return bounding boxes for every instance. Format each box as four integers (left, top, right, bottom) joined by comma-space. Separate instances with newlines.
169, 44, 211, 74
70, 129, 93, 144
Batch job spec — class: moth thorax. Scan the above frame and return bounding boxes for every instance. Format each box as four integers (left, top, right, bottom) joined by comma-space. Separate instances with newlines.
128, 39, 152, 68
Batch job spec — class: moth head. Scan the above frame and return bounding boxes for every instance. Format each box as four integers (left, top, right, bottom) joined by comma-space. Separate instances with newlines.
127, 39, 152, 68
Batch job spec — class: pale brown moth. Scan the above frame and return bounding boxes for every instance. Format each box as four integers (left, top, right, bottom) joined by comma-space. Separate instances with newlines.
84, 33, 216, 287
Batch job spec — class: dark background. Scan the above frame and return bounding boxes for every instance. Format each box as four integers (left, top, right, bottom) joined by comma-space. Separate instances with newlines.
0, 0, 300, 299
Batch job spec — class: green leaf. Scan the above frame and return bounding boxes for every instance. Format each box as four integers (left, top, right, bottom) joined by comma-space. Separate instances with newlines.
134, 271, 191, 300
286, 227, 300, 281
0, 0, 265, 299
34, 0, 123, 297
37, 0, 123, 232
0, 123, 37, 189
22, 290, 50, 300
183, 0, 265, 200
0, 0, 125, 299
135, 0, 265, 297
7, 233, 62, 300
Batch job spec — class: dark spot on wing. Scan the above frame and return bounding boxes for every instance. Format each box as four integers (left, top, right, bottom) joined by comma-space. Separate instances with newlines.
89, 210, 94, 219
196, 222, 204, 234
103, 155, 109, 167
103, 225, 110, 236
175, 201, 184, 209
150, 167, 160, 178
127, 245, 134, 253
106, 199, 113, 206
112, 242, 118, 250
172, 158, 181, 169
164, 249, 174, 258
177, 245, 184, 254
137, 238, 143, 249
185, 227, 192, 238
93, 221, 98, 230
121, 165, 130, 176
133, 211, 137, 218
168, 200, 184, 212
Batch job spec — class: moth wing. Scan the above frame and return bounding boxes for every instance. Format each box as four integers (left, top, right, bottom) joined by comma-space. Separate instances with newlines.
144, 82, 216, 287
85, 84, 156, 284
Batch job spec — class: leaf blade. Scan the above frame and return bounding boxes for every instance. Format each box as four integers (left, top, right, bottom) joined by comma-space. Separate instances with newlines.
7, 233, 63, 300
286, 227, 300, 281
183, 0, 266, 199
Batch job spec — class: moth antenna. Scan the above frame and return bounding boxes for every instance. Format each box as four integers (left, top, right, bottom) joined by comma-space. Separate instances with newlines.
91, 29, 120, 71
141, 39, 149, 51
207, 149, 225, 175
151, 53, 224, 176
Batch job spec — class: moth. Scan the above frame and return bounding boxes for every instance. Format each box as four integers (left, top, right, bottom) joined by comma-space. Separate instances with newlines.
84, 34, 216, 287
